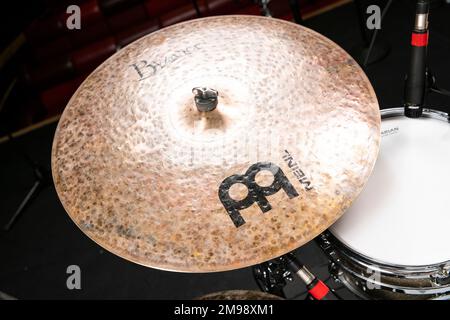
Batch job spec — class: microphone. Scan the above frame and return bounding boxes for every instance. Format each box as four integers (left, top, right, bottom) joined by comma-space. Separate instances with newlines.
404, 0, 430, 118
284, 254, 339, 300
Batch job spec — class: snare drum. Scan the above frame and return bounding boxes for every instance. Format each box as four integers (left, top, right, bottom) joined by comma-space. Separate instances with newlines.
320, 107, 450, 300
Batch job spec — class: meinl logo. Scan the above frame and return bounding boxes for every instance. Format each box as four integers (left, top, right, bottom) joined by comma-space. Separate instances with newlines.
218, 162, 299, 228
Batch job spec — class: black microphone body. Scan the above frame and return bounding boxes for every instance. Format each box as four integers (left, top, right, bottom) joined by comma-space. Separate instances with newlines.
404, 0, 430, 118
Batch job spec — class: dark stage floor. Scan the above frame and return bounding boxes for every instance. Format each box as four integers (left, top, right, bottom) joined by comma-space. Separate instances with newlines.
1, 0, 450, 299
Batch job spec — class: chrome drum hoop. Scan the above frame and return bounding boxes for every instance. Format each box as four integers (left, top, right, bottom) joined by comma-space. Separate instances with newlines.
320, 232, 450, 298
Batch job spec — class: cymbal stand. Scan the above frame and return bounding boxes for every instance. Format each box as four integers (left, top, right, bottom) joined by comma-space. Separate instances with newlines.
257, 0, 304, 25
258, 0, 272, 16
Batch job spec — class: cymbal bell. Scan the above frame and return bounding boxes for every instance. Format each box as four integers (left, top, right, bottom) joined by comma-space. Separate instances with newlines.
52, 15, 380, 272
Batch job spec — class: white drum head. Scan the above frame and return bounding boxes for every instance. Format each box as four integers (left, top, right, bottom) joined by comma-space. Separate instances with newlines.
331, 109, 450, 266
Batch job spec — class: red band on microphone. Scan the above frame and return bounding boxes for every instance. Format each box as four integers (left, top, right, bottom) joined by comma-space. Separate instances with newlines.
308, 280, 330, 300
411, 32, 429, 47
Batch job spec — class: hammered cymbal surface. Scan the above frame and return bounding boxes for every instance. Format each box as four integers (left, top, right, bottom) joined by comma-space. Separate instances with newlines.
198, 290, 283, 300
52, 16, 380, 272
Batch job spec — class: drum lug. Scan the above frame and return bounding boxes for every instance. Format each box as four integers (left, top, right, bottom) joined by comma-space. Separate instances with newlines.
431, 266, 450, 286
317, 233, 339, 260
329, 262, 342, 283
252, 258, 294, 298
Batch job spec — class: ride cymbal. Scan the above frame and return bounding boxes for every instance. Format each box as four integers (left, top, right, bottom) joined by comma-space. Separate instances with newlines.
52, 16, 380, 272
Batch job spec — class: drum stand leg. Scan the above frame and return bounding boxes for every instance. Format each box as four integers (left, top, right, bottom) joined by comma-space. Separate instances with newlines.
351, 0, 390, 66
2, 133, 51, 231
3, 164, 49, 231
